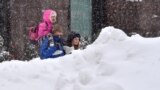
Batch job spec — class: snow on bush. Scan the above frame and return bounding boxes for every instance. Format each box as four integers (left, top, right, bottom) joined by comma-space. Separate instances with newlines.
0, 26, 160, 90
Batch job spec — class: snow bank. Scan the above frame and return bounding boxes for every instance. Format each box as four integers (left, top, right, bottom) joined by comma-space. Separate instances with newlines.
0, 26, 160, 90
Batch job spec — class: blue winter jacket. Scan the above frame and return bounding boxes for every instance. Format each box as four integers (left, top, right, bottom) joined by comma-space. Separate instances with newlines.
39, 36, 65, 59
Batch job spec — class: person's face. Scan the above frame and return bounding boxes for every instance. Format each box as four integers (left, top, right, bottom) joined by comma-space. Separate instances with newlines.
72, 37, 80, 46
50, 15, 56, 23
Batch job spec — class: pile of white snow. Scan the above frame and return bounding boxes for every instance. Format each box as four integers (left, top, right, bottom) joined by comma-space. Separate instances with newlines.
0, 26, 160, 90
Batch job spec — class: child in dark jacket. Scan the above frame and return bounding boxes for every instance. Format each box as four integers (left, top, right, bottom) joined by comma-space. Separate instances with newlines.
39, 25, 65, 59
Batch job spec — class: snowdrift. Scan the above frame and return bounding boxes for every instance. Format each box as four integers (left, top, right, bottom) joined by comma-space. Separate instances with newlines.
0, 26, 160, 90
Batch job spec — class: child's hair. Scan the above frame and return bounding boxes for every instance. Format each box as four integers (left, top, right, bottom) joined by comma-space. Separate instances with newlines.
52, 24, 63, 34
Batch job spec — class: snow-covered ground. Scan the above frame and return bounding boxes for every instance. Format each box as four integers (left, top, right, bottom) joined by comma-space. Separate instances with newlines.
0, 26, 160, 90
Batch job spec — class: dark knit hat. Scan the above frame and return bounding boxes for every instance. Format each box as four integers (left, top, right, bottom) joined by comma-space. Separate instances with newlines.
72, 33, 80, 39
67, 31, 81, 46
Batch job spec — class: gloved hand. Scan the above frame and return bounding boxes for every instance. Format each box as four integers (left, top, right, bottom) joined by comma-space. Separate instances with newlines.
53, 36, 61, 43
55, 42, 63, 50
53, 36, 64, 50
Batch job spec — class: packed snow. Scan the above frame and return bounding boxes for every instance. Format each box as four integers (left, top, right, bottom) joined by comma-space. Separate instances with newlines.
0, 26, 160, 90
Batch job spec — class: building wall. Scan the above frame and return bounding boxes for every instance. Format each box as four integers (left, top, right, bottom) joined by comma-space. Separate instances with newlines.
9, 0, 70, 60
93, 0, 160, 37
71, 0, 92, 39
